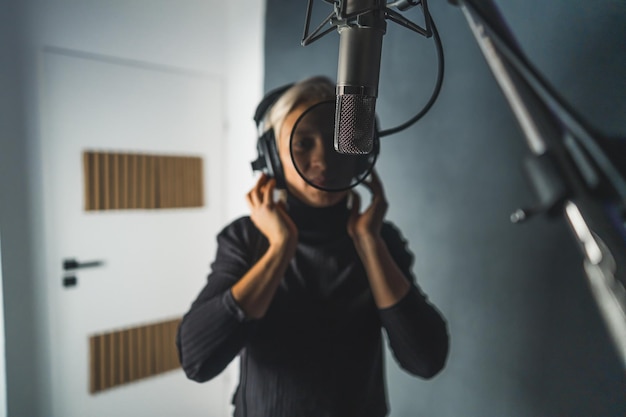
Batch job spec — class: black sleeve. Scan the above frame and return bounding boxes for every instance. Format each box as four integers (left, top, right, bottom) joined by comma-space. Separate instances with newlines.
176, 217, 264, 382
377, 222, 450, 379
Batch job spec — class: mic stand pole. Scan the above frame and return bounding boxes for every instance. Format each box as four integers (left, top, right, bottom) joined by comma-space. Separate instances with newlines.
449, 0, 626, 369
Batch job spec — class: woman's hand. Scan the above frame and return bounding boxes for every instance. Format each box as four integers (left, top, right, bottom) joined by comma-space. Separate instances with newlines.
348, 170, 410, 307
246, 174, 298, 249
347, 170, 388, 247
233, 174, 298, 319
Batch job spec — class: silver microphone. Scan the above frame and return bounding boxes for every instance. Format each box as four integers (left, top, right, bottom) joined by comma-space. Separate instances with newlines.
335, 0, 386, 154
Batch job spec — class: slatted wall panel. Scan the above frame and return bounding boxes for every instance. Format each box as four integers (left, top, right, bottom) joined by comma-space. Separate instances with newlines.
89, 318, 181, 394
83, 151, 204, 211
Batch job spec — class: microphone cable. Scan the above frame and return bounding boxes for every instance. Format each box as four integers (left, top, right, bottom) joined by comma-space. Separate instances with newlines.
379, 6, 444, 138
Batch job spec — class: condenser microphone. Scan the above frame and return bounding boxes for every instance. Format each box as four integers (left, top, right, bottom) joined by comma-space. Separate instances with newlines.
334, 0, 386, 155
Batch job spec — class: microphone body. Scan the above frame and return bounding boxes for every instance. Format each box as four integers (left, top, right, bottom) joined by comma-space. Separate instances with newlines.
335, 0, 386, 154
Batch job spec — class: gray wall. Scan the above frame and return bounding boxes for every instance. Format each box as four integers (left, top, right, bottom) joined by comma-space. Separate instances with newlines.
0, 2, 43, 417
264, 1, 626, 416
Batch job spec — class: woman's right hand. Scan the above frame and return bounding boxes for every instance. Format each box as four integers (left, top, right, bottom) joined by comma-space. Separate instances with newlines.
246, 174, 298, 250
232, 175, 298, 319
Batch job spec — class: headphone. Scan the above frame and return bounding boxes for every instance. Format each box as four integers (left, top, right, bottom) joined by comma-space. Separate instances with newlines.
250, 83, 294, 189
250, 82, 379, 191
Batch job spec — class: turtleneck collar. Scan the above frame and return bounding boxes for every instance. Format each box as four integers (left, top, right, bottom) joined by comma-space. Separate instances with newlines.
285, 192, 350, 240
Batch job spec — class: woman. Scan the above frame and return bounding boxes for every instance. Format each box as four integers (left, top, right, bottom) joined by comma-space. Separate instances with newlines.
176, 76, 449, 417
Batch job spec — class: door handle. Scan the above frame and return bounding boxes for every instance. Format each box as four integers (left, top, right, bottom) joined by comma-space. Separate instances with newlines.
63, 258, 105, 271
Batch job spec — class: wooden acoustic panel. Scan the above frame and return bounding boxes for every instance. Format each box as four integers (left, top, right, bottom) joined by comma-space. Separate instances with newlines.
89, 318, 181, 394
83, 151, 204, 211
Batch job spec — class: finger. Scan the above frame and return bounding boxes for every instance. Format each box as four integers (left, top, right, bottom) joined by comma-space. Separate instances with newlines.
359, 179, 383, 208
255, 172, 269, 187
362, 174, 386, 212
245, 190, 254, 209
251, 174, 269, 205
249, 184, 261, 207
349, 191, 361, 217
263, 178, 276, 207
368, 169, 385, 197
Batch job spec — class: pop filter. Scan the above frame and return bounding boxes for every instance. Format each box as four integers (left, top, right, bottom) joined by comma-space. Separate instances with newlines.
289, 100, 378, 192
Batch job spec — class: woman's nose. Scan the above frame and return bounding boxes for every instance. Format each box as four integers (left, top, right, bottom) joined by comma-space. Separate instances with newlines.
309, 141, 328, 169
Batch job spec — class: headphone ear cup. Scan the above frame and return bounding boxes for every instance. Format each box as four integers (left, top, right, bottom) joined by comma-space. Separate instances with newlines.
257, 130, 286, 189
266, 131, 286, 189
255, 132, 272, 177
252, 82, 294, 190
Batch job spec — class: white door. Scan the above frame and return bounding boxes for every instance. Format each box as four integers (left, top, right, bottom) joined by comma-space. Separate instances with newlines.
39, 49, 233, 417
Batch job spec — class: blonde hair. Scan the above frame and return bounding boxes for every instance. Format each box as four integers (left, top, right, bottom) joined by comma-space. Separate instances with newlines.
264, 76, 335, 142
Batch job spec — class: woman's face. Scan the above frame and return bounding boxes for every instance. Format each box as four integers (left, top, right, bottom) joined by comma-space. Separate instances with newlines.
277, 101, 355, 207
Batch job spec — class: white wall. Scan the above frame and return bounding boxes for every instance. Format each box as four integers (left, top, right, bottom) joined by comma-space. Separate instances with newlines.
225, 4, 267, 219
1, 1, 265, 416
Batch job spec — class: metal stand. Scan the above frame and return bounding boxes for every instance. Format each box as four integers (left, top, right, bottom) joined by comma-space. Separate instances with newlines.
453, 0, 626, 368
300, 0, 626, 368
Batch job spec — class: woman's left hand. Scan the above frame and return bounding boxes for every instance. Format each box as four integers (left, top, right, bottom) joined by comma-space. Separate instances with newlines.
347, 170, 388, 245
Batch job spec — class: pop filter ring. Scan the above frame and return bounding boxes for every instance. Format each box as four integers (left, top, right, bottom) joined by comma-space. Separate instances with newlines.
289, 99, 379, 193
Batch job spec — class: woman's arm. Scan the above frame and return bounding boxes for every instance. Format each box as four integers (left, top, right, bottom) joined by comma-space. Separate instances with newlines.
177, 175, 297, 382
348, 171, 449, 378
378, 282, 450, 379
176, 220, 259, 382
231, 175, 297, 319
352, 231, 411, 308
348, 171, 411, 308
358, 222, 449, 378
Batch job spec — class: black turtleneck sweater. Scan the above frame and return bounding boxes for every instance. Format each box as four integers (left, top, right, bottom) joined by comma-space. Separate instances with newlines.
176, 195, 449, 417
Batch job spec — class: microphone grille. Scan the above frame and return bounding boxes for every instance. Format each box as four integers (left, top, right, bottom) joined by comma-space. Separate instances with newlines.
334, 94, 376, 154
